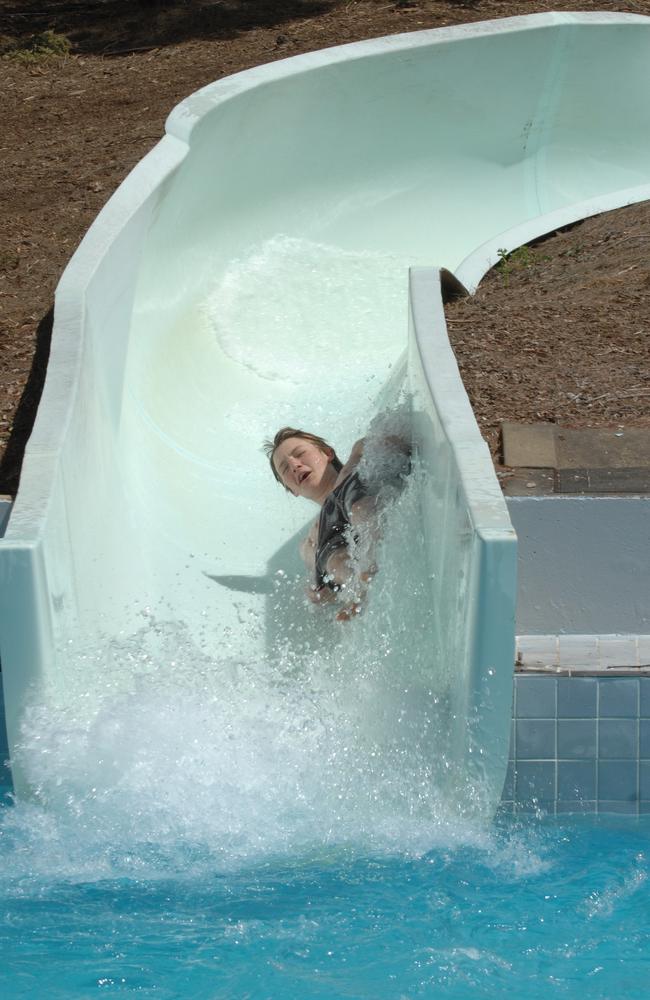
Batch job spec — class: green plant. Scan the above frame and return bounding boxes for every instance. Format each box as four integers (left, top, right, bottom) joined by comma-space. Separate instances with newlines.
3, 30, 71, 63
496, 245, 535, 285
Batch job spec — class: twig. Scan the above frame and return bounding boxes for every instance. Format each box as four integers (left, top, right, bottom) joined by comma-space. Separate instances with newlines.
102, 45, 160, 57
588, 387, 650, 402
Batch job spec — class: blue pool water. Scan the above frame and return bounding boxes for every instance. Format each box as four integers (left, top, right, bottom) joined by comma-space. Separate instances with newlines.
1, 781, 648, 999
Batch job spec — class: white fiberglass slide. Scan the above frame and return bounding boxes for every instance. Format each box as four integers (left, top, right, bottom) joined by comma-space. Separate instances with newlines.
1, 13, 650, 818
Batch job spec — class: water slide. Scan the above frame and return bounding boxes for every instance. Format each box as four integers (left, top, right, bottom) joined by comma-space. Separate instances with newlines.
1, 12, 650, 817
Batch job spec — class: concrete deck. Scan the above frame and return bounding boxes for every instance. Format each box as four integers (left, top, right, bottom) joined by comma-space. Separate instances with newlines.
501, 423, 650, 496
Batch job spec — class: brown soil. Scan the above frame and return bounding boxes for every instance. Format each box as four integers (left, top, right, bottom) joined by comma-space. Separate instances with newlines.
446, 203, 650, 464
1, 0, 650, 495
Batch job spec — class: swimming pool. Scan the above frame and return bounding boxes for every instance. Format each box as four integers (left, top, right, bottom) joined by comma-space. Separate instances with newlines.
1, 770, 648, 999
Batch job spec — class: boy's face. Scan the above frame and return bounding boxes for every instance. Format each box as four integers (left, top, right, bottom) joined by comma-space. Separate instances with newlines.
272, 436, 334, 500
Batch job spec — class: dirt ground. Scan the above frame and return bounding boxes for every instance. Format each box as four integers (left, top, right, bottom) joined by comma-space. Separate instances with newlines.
1, 0, 649, 495
446, 203, 650, 463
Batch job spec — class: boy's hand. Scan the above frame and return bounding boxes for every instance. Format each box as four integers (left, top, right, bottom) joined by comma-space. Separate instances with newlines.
306, 584, 336, 605
336, 602, 362, 622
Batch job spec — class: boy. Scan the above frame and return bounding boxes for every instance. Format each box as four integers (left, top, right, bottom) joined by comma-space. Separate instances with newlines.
266, 427, 408, 619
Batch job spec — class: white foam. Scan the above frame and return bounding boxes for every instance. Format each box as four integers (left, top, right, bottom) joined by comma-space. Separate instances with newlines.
0, 456, 513, 878
0, 411, 521, 881
204, 235, 408, 388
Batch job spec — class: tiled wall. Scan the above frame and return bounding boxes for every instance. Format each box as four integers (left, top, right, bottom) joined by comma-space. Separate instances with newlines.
504, 673, 650, 814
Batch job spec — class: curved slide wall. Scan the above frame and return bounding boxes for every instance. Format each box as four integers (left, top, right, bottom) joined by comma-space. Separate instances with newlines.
1, 12, 650, 803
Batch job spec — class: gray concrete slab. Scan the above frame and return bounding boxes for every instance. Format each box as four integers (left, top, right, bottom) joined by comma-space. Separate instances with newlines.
502, 422, 558, 468
501, 424, 650, 495
556, 427, 650, 470
556, 468, 650, 494
502, 423, 650, 470
501, 469, 556, 497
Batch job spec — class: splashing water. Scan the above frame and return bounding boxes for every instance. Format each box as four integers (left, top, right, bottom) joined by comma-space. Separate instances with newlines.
8, 445, 469, 873
2, 460, 650, 997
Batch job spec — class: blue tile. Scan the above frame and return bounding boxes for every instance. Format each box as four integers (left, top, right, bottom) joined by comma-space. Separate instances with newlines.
598, 761, 638, 802
557, 719, 597, 759
640, 762, 650, 800
509, 720, 515, 761
598, 679, 639, 718
641, 720, 650, 758
599, 719, 638, 759
558, 760, 596, 801
515, 676, 557, 719
557, 800, 596, 814
641, 679, 650, 718
516, 719, 556, 760
502, 761, 515, 801
515, 761, 555, 803
557, 678, 597, 719
639, 802, 650, 814
598, 801, 638, 816
515, 800, 555, 816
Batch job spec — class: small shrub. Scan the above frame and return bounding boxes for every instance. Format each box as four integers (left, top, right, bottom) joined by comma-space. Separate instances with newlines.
3, 30, 71, 63
496, 245, 535, 285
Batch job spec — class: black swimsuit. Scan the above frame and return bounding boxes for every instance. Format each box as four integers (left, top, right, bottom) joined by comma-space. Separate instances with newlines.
314, 473, 368, 591
314, 446, 412, 591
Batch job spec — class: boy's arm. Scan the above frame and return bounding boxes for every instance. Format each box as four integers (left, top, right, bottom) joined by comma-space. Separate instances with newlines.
335, 434, 410, 488
323, 496, 379, 619
299, 518, 319, 572
300, 518, 337, 605
335, 438, 365, 486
